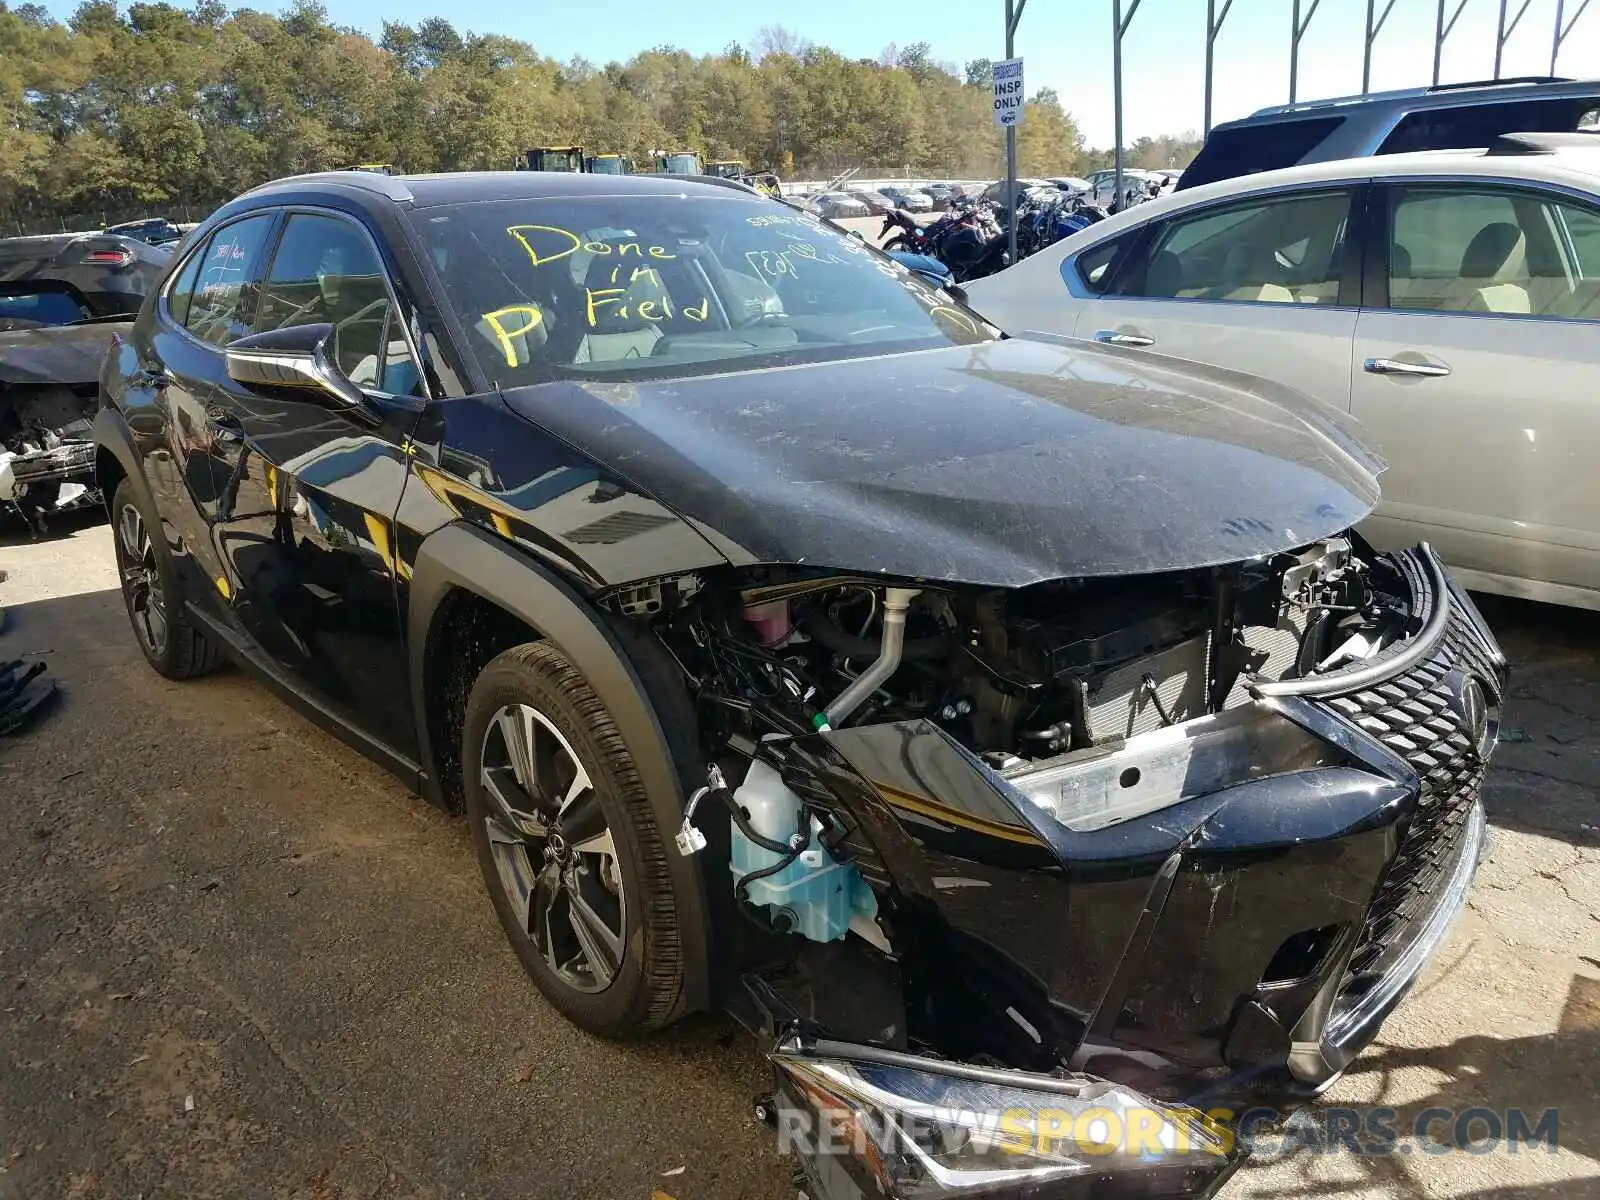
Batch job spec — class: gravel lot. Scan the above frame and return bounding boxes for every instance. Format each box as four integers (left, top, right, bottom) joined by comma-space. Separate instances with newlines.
1, 515, 1596, 1200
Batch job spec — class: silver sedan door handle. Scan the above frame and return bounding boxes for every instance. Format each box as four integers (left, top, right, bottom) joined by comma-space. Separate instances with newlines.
1094, 330, 1155, 348
1364, 356, 1451, 378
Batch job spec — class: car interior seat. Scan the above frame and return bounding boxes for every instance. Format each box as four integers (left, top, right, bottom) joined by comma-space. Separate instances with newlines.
1457, 221, 1531, 314
1210, 243, 1294, 303
1143, 250, 1185, 298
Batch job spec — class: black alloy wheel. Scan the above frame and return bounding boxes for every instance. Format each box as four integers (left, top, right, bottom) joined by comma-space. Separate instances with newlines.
109, 478, 224, 680
463, 641, 685, 1035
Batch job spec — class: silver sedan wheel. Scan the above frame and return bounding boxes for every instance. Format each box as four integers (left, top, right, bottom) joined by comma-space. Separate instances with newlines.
479, 703, 626, 994
116, 502, 168, 658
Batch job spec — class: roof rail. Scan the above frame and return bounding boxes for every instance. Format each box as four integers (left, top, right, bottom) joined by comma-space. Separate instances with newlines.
1488, 130, 1600, 155
241, 170, 415, 203
1427, 75, 1574, 93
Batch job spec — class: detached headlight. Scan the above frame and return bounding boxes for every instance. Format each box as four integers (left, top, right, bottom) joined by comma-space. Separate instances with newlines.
1000, 701, 1339, 833
771, 1039, 1237, 1199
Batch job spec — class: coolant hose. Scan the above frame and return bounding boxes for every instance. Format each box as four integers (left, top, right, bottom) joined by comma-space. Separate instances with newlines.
824, 587, 920, 727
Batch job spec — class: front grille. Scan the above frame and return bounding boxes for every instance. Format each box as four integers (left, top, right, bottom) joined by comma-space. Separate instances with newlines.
1319, 554, 1503, 1010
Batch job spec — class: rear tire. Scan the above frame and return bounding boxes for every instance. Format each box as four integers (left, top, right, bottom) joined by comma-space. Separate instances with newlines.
463, 641, 684, 1036
110, 478, 224, 680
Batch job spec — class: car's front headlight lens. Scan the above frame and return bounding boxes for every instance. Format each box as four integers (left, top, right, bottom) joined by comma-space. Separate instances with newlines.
772, 1039, 1235, 1198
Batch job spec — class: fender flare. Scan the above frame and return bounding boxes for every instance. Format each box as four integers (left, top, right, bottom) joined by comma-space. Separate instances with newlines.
407, 520, 712, 1012
92, 405, 158, 516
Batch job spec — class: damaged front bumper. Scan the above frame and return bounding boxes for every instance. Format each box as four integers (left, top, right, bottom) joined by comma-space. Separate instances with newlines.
759, 546, 1506, 1198
772, 1037, 1242, 1199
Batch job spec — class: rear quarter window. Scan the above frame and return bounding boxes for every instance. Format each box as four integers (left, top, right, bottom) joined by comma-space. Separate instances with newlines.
1179, 116, 1345, 189
1378, 97, 1600, 154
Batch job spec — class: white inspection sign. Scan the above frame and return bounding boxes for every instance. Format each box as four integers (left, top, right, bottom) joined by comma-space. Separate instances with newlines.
992, 57, 1025, 127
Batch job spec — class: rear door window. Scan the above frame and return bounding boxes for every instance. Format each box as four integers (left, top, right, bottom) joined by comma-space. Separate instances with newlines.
1385, 183, 1600, 319
185, 213, 275, 347
1377, 97, 1600, 154
1179, 116, 1345, 189
1120, 190, 1352, 305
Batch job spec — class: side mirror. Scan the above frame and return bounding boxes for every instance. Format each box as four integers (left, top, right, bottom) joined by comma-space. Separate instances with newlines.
224, 322, 364, 408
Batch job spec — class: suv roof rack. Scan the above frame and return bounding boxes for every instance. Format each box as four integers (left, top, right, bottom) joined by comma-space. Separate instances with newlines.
1427, 74, 1573, 92
1488, 130, 1600, 155
1248, 75, 1586, 119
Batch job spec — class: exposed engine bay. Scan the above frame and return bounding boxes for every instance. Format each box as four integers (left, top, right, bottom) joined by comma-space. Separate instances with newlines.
662, 534, 1394, 771
653, 532, 1422, 964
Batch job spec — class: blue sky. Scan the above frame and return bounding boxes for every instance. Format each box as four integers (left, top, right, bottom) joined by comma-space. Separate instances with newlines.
51, 0, 1600, 144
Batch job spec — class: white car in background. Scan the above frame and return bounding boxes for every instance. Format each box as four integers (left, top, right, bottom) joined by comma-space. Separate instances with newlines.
966, 133, 1600, 611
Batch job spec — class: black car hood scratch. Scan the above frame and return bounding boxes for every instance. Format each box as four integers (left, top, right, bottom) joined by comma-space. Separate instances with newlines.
498, 337, 1384, 586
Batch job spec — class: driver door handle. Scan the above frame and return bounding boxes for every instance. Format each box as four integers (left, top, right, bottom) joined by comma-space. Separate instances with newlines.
1094, 330, 1155, 348
1364, 356, 1451, 378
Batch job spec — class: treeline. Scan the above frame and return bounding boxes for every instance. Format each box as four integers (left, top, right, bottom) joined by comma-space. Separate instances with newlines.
0, 1, 1202, 232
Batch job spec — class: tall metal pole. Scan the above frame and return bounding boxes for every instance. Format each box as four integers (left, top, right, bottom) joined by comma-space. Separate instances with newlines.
1551, 0, 1595, 74
1495, 0, 1507, 77
1291, 0, 1322, 104
1113, 0, 1124, 215
1363, 0, 1399, 94
1495, 0, 1535, 79
1433, 0, 1473, 85
1112, 0, 1142, 215
1205, 0, 1236, 136
1005, 0, 1016, 263
1004, 0, 1026, 263
1434, 0, 1447, 84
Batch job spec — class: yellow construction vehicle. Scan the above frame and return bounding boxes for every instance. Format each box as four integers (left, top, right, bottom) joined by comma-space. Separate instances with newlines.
654, 151, 704, 176
522, 147, 585, 172
707, 159, 783, 197
584, 153, 634, 175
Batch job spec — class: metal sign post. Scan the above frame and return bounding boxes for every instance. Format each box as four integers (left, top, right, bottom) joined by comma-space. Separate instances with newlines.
1112, 0, 1143, 216
1000, 0, 1027, 264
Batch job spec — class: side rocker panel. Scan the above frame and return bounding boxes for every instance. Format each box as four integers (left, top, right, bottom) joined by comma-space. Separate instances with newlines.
406, 520, 712, 1013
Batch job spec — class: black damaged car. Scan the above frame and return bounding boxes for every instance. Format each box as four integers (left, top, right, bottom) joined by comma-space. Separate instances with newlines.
94, 169, 1506, 1200
2, 231, 172, 530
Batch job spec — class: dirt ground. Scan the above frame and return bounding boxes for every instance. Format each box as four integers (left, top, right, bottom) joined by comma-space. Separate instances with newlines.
1, 514, 1596, 1200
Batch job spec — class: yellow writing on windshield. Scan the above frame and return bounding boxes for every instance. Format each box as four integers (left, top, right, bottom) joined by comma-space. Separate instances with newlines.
508, 225, 581, 267
507, 225, 678, 269
480, 305, 544, 366
586, 287, 709, 326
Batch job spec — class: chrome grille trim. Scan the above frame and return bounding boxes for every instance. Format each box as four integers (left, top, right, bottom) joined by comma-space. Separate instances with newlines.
1248, 543, 1452, 699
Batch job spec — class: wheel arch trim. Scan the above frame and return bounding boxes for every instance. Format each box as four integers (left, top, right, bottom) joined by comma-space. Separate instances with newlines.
407, 519, 712, 1012
92, 405, 156, 518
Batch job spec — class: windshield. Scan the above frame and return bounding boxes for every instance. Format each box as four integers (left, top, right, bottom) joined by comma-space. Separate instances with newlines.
663, 154, 699, 174
411, 194, 995, 385
589, 157, 624, 175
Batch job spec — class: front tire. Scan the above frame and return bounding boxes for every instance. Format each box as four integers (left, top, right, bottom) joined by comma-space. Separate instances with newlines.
110, 478, 224, 680
463, 641, 684, 1036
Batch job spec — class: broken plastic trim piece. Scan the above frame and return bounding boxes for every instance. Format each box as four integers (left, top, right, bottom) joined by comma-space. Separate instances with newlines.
770, 1037, 1240, 1200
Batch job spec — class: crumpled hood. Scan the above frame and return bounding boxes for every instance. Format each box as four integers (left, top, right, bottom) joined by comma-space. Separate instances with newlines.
499, 337, 1384, 586
0, 321, 128, 387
